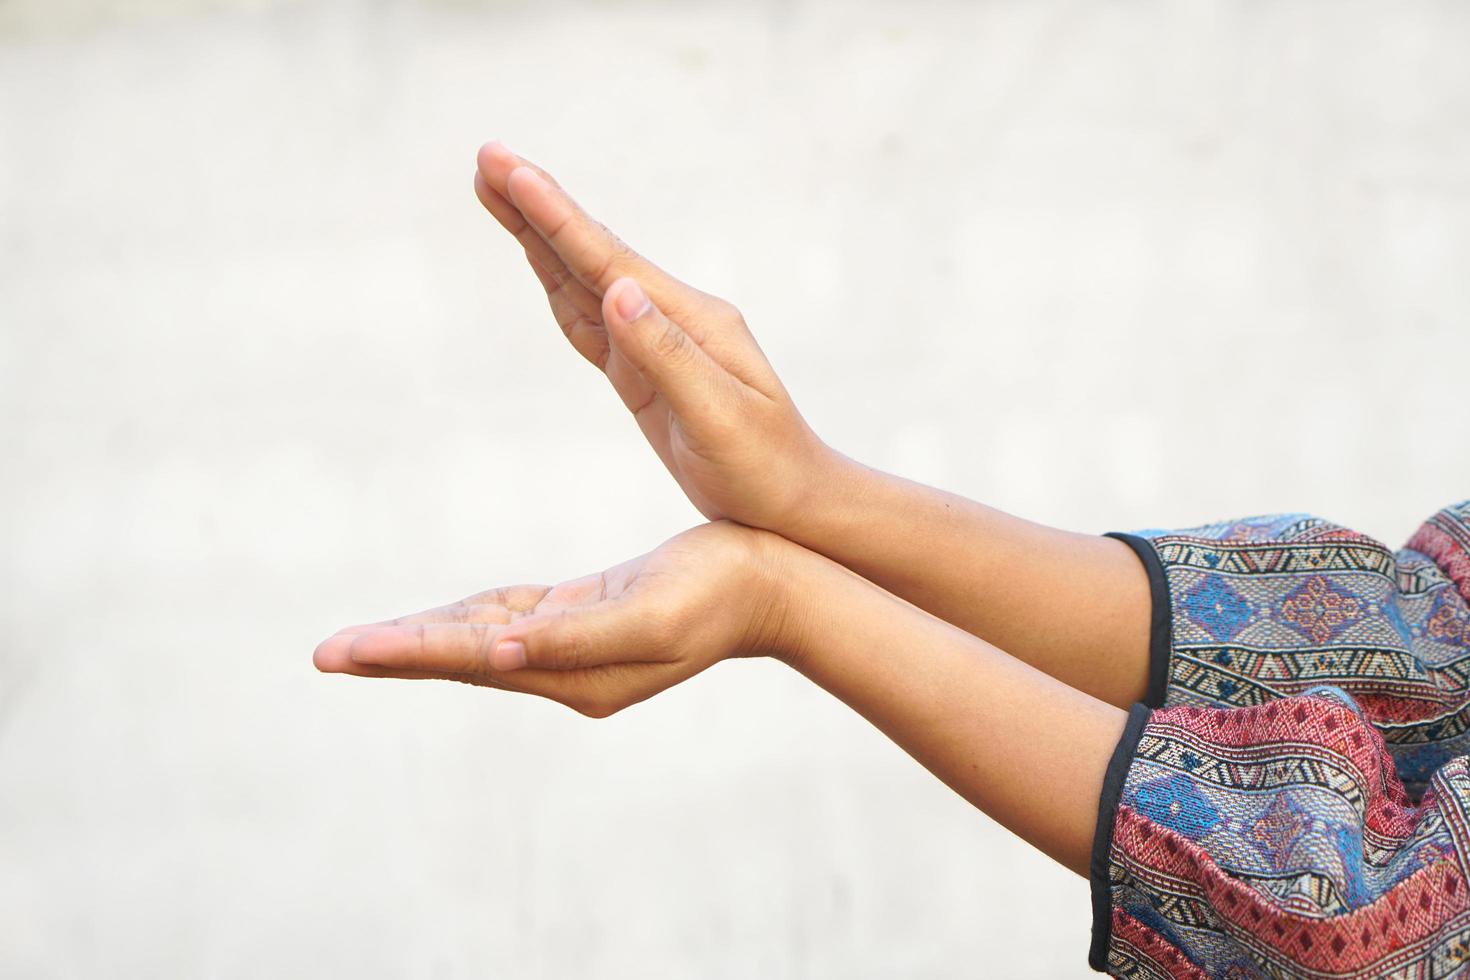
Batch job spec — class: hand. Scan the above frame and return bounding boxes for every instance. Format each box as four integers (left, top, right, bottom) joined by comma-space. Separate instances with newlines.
473, 141, 840, 529
473, 143, 1153, 717
312, 522, 793, 717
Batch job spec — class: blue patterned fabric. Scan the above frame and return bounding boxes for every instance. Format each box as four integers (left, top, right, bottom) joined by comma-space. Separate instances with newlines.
1091, 502, 1470, 977
1125, 501, 1470, 798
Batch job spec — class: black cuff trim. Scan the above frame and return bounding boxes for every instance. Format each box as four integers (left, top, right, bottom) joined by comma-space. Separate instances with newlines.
1087, 701, 1152, 972
1104, 532, 1172, 709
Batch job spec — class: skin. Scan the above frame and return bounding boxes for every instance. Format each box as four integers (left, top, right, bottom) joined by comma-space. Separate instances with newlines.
314, 522, 1127, 875
469, 142, 1152, 709
314, 141, 1152, 878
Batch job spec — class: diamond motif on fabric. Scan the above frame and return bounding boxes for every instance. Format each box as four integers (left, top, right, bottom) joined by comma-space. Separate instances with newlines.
1250, 792, 1308, 868
1280, 576, 1364, 644
1426, 592, 1470, 647
1183, 575, 1253, 641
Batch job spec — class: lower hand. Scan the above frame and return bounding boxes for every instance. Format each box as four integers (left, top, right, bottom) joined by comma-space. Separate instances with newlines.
313, 522, 793, 717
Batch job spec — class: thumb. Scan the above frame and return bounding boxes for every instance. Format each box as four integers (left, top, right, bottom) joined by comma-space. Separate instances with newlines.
494, 598, 676, 671
603, 277, 728, 419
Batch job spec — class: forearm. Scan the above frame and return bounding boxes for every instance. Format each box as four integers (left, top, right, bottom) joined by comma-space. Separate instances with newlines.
788, 449, 1152, 708
771, 539, 1129, 876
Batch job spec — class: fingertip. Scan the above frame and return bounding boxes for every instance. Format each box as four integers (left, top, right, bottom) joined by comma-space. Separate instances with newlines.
479, 138, 514, 166
476, 140, 517, 184
607, 277, 652, 324
312, 633, 353, 673
473, 169, 511, 216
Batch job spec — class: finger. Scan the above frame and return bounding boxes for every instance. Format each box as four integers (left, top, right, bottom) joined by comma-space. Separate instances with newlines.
325, 621, 674, 713
537, 251, 613, 368
328, 659, 502, 686
341, 622, 513, 674
522, 250, 560, 293
601, 277, 733, 424
476, 140, 566, 198
343, 615, 657, 675
315, 631, 569, 699
316, 620, 688, 716
314, 628, 540, 696
473, 170, 605, 323
498, 599, 678, 672
334, 604, 508, 635
329, 585, 553, 636
313, 631, 506, 685
473, 150, 597, 304
499, 160, 689, 309
603, 338, 659, 417
480, 146, 778, 388
474, 170, 612, 366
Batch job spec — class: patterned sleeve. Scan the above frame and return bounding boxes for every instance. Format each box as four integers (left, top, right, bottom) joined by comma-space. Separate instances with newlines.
1088, 688, 1470, 978
1106, 501, 1470, 798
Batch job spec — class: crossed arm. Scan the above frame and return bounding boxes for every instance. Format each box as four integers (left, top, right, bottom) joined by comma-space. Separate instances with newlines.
314, 143, 1149, 876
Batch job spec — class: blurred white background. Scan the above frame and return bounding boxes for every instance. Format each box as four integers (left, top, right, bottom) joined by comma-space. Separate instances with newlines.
3, 0, 1469, 976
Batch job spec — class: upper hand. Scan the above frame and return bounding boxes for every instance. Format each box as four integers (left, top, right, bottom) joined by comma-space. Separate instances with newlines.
473, 141, 836, 530
313, 522, 793, 718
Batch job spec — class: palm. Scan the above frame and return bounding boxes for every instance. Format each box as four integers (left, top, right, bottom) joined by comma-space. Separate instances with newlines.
314, 523, 770, 716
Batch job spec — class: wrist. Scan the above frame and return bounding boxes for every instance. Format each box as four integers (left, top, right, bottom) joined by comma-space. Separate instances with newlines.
738, 527, 819, 665
776, 441, 873, 546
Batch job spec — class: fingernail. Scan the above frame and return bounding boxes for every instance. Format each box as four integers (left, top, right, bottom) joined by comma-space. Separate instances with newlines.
615, 280, 651, 322
346, 631, 392, 664
491, 640, 527, 671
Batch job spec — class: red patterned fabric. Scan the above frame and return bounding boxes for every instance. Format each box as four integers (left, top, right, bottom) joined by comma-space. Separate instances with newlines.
1094, 502, 1470, 976
1097, 691, 1470, 977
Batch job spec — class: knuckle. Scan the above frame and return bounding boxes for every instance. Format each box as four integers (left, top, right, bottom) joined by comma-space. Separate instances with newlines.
475, 627, 498, 671
545, 617, 600, 671
586, 247, 617, 292
687, 296, 746, 339
557, 620, 595, 669
606, 228, 632, 255
413, 623, 430, 668
710, 297, 743, 324
575, 220, 629, 290
602, 227, 634, 262
643, 607, 685, 659
650, 320, 689, 361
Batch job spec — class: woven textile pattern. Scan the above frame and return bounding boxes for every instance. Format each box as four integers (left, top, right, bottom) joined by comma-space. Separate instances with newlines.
1104, 689, 1470, 978
1134, 501, 1470, 798
1097, 502, 1470, 977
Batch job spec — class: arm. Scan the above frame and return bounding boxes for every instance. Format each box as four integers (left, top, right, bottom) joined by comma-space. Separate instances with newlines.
472, 142, 1151, 708
790, 457, 1153, 709
314, 522, 1127, 874
777, 538, 1128, 873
